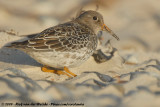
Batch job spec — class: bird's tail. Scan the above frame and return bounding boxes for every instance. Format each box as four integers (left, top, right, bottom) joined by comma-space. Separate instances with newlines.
5, 40, 28, 49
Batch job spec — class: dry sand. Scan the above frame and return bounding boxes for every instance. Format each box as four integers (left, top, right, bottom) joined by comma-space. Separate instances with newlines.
0, 0, 160, 107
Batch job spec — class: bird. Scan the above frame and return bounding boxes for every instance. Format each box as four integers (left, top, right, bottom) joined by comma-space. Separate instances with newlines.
6, 10, 119, 78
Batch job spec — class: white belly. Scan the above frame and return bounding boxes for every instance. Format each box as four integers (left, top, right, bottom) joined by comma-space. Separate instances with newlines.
28, 49, 93, 69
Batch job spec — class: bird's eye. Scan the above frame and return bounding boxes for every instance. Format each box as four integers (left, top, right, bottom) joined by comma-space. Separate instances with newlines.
93, 16, 98, 21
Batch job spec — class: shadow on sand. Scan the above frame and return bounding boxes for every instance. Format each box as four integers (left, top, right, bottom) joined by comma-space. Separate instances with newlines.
0, 47, 41, 67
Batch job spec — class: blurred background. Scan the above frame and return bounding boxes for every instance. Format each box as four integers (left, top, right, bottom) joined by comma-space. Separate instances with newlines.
0, 0, 160, 54
0, 0, 160, 106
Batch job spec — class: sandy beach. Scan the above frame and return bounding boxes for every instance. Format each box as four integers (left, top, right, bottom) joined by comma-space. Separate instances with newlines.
0, 0, 160, 107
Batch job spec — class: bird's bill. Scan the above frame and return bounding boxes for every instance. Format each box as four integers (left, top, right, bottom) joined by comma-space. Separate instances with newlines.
101, 24, 120, 41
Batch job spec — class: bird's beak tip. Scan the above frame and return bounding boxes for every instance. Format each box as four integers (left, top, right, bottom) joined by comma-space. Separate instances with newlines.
101, 24, 120, 41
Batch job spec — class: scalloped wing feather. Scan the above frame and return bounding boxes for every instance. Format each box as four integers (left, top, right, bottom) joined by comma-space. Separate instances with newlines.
7, 22, 95, 52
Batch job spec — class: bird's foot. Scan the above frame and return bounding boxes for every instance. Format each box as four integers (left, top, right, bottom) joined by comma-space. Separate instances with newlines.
41, 66, 77, 77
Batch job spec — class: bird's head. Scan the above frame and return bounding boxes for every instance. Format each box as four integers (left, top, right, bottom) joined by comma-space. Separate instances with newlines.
76, 10, 119, 41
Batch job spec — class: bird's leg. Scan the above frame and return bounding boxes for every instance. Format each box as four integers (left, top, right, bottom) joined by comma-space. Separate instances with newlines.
64, 66, 77, 77
41, 66, 71, 77
41, 66, 77, 77
41, 66, 56, 73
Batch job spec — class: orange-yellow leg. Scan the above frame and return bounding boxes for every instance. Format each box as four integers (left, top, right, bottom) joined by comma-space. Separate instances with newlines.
41, 66, 77, 77
64, 66, 77, 77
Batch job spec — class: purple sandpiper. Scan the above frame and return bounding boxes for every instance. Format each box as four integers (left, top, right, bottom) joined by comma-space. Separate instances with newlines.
6, 10, 119, 77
